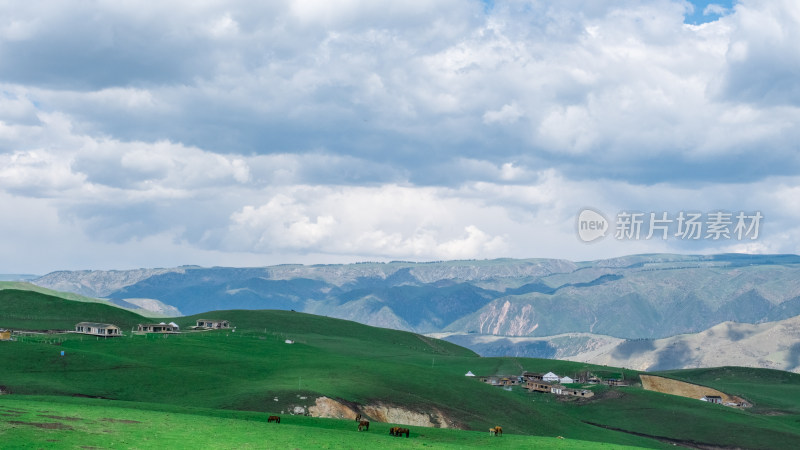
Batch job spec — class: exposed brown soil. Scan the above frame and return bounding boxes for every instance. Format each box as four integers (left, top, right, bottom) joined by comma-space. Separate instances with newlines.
9, 420, 74, 430
101, 418, 142, 424
640, 375, 747, 406
38, 414, 83, 421
307, 396, 460, 429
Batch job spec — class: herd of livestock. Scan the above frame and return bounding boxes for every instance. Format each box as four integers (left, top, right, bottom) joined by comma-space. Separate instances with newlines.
266, 412, 504, 439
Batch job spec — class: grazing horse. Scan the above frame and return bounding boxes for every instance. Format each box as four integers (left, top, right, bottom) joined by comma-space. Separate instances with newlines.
492, 426, 502, 436
390, 427, 409, 437
358, 420, 370, 431
489, 428, 496, 436
267, 415, 280, 423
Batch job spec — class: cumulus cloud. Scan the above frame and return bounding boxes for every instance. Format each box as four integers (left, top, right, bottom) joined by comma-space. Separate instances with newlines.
704, 4, 730, 16
224, 185, 513, 259
483, 102, 524, 125
1, 0, 799, 272
712, 0, 800, 106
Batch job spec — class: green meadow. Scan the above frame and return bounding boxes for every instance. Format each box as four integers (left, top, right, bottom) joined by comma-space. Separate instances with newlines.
0, 396, 637, 449
3, 289, 800, 448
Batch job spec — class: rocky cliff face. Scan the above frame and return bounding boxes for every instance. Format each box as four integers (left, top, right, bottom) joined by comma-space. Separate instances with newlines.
306, 396, 458, 428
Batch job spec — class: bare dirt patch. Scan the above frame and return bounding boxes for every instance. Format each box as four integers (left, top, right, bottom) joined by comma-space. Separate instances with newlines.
306, 396, 460, 428
101, 418, 142, 424
640, 375, 747, 406
9, 420, 74, 430
39, 414, 83, 421
307, 396, 358, 420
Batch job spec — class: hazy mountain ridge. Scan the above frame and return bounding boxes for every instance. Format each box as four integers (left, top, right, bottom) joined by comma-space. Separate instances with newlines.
30, 254, 800, 343
441, 315, 800, 373
447, 262, 800, 339
34, 267, 189, 298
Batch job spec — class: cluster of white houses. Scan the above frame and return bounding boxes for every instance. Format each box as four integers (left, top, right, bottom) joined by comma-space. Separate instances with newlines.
470, 370, 630, 399
73, 319, 231, 336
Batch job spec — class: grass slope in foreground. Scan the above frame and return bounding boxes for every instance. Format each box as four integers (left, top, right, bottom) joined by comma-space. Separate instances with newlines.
0, 396, 632, 449
2, 293, 800, 448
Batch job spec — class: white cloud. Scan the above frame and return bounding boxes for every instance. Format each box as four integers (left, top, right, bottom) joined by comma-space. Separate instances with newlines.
223, 184, 514, 259
704, 4, 730, 16
0, 150, 85, 196
2, 1, 800, 272
208, 13, 240, 38
483, 102, 524, 125
712, 0, 800, 106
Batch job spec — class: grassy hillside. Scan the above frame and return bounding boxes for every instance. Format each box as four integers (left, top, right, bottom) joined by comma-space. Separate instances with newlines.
0, 312, 663, 448
0, 281, 117, 304
2, 296, 800, 448
0, 282, 172, 318
0, 396, 631, 449
0, 289, 148, 331
655, 367, 800, 415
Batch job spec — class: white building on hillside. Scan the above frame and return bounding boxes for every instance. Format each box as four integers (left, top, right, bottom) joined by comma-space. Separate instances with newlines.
75, 322, 121, 337
542, 372, 560, 382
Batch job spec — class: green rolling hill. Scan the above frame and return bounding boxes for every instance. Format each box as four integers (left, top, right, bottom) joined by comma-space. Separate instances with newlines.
0, 289, 149, 331
2, 289, 800, 448
0, 281, 176, 318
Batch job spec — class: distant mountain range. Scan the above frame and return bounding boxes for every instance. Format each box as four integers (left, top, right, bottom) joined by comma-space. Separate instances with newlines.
29, 253, 800, 371
436, 314, 800, 373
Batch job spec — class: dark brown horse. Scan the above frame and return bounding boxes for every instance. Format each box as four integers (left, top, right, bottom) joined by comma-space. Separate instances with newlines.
355, 413, 362, 422
390, 427, 409, 437
358, 420, 370, 431
267, 415, 280, 423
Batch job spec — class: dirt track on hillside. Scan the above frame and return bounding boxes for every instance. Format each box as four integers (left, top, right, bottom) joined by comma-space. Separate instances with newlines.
640, 375, 746, 405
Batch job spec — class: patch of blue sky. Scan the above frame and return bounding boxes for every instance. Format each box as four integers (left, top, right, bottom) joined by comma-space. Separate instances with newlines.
684, 0, 735, 24
478, 1, 734, 24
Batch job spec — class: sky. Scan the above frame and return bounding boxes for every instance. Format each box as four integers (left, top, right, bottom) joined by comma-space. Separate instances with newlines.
1, 0, 799, 274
